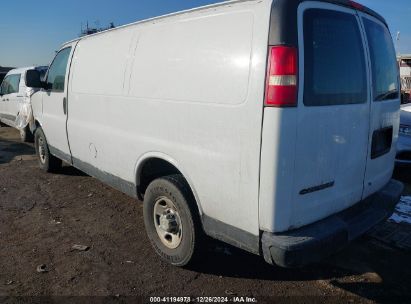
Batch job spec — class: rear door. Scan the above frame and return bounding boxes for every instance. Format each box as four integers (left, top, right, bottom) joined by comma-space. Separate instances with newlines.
291, 2, 371, 227
359, 13, 400, 198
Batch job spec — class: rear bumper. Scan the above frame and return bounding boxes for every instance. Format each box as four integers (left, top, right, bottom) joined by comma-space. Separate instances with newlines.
261, 179, 403, 268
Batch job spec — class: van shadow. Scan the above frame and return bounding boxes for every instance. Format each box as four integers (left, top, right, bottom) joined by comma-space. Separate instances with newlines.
59, 164, 88, 177
190, 236, 410, 301
0, 138, 35, 164
325, 239, 411, 302
393, 166, 411, 188
0, 131, 87, 178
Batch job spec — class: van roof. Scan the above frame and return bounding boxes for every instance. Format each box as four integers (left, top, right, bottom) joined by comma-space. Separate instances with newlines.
63, 0, 386, 47
62, 0, 255, 47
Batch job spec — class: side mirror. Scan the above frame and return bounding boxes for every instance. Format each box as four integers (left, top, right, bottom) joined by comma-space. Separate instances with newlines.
25, 70, 43, 88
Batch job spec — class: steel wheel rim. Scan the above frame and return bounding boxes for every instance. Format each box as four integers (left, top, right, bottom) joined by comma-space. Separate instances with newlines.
38, 137, 46, 164
153, 197, 183, 249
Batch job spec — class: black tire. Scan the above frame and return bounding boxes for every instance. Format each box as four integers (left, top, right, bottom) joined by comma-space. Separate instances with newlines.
34, 127, 62, 172
20, 126, 34, 143
143, 174, 203, 267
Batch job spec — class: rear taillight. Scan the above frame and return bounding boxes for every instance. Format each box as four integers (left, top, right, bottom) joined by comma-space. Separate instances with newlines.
265, 46, 298, 107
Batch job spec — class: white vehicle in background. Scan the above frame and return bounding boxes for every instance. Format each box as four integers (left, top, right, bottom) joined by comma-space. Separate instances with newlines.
0, 66, 47, 141
396, 104, 411, 165
398, 54, 411, 104
27, 0, 402, 268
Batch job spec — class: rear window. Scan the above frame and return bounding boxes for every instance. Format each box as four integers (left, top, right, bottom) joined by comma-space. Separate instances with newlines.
363, 18, 399, 101
303, 9, 367, 106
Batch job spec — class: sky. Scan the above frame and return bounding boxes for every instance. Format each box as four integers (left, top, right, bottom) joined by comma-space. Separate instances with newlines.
0, 0, 410, 67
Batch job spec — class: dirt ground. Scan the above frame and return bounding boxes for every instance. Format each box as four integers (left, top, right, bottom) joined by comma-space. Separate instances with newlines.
1, 126, 411, 303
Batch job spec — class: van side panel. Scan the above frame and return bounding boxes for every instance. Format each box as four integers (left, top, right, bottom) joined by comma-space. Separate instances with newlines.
71, 27, 137, 96
67, 0, 272, 242
129, 12, 253, 105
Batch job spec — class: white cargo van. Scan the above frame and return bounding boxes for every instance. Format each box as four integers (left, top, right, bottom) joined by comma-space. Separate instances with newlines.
0, 66, 48, 141
27, 0, 403, 267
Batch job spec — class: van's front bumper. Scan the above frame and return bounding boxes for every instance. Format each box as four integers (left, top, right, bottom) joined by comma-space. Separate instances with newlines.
261, 179, 403, 268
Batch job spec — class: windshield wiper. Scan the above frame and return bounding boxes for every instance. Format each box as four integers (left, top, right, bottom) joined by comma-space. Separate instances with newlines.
375, 89, 399, 101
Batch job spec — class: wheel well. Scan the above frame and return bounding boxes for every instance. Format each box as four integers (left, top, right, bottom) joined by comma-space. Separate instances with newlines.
33, 120, 41, 131
137, 158, 182, 200
29, 120, 41, 134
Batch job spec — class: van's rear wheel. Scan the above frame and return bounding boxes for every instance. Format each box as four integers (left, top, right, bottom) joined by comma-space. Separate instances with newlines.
20, 126, 34, 143
143, 174, 202, 267
34, 127, 62, 172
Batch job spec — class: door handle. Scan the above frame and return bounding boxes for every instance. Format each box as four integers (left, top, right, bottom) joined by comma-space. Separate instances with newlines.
63, 97, 67, 115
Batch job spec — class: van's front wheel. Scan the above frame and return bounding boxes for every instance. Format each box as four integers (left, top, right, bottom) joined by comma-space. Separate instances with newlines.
34, 127, 62, 172
143, 175, 202, 267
